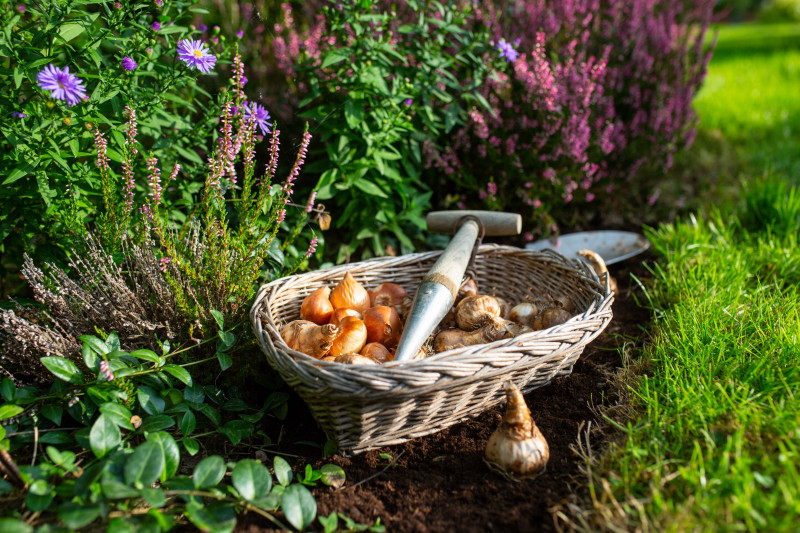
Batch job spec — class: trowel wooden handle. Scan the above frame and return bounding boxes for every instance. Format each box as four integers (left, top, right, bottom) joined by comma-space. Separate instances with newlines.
426, 210, 522, 236
422, 220, 482, 300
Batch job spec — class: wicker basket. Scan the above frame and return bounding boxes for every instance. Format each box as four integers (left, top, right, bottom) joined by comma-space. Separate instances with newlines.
250, 244, 613, 453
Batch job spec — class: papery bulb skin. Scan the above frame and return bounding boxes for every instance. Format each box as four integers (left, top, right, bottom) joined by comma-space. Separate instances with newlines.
433, 320, 507, 352
577, 249, 617, 294
509, 302, 539, 327
329, 308, 362, 328
397, 296, 414, 321
361, 342, 394, 363
330, 272, 370, 313
368, 282, 409, 309
456, 278, 479, 304
495, 296, 512, 319
330, 315, 368, 357
363, 305, 403, 347
485, 382, 549, 479
300, 286, 334, 325
455, 294, 502, 331
532, 308, 571, 331
280, 320, 339, 358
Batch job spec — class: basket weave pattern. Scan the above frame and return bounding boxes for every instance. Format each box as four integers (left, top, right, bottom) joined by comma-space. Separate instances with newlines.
250, 245, 614, 453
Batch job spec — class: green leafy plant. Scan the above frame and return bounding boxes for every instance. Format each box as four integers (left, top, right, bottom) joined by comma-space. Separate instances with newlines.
296, 0, 499, 261
0, 331, 351, 532
0, 0, 233, 276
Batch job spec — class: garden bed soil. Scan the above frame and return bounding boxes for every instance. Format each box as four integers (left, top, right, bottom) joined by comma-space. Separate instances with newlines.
235, 258, 651, 533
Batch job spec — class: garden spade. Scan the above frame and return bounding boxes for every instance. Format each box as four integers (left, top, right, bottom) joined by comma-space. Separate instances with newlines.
393, 210, 522, 362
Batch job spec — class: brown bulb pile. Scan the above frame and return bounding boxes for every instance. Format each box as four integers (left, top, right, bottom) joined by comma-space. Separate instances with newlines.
280, 272, 579, 363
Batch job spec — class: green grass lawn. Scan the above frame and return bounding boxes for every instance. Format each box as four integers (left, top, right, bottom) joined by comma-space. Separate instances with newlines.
568, 22, 800, 531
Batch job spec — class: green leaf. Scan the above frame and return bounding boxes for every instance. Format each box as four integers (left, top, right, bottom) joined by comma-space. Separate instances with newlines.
210, 310, 224, 330
161, 365, 192, 386
39, 431, 73, 445
184, 384, 204, 404
217, 352, 232, 371
140, 414, 175, 433
82, 343, 100, 372
2, 161, 38, 186
273, 456, 292, 486
321, 47, 351, 68
220, 420, 253, 446
138, 386, 165, 415
141, 486, 166, 508
130, 349, 161, 364
147, 431, 180, 482
232, 459, 272, 501
89, 414, 121, 458
0, 404, 23, 420
353, 178, 389, 198
41, 357, 83, 383
217, 330, 236, 351
185, 502, 236, 533
180, 410, 196, 436
99, 402, 134, 430
124, 441, 165, 489
1, 378, 15, 402
281, 484, 317, 531
345, 100, 365, 129
320, 464, 346, 489
319, 513, 339, 533
0, 478, 13, 494
57, 502, 102, 529
193, 456, 226, 489
183, 438, 200, 456
79, 335, 110, 355
0, 518, 32, 533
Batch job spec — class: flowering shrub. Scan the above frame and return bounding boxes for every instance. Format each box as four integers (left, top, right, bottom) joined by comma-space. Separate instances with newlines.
0, 0, 235, 270
223, 0, 715, 248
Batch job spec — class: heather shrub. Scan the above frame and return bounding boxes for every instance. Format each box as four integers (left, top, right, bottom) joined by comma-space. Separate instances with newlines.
0, 0, 236, 271
219, 0, 715, 249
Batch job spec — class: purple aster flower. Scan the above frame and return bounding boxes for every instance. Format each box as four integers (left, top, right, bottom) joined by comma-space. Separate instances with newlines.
16, 4, 25, 12
11, 112, 27, 118
121, 56, 138, 71
177, 39, 217, 73
404, 98, 413, 106
151, 21, 161, 31
155, 0, 163, 5
37, 64, 88, 107
199, 24, 208, 32
236, 29, 244, 38
242, 102, 271, 135
240, 75, 248, 86
114, 1, 122, 8
496, 39, 520, 63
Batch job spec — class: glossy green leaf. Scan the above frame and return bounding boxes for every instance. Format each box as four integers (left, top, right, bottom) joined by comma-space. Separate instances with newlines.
78, 335, 110, 355
1, 378, 15, 401
57, 502, 102, 529
99, 402, 134, 430
193, 455, 226, 489
0, 404, 23, 420
147, 431, 180, 482
137, 386, 165, 415
273, 456, 292, 486
0, 518, 32, 533
140, 414, 175, 433
321, 48, 351, 68
281, 483, 317, 531
183, 438, 200, 456
161, 364, 192, 386
320, 464, 346, 489
210, 309, 224, 329
220, 420, 253, 446
180, 410, 196, 436
217, 352, 233, 371
124, 441, 165, 489
185, 502, 236, 533
89, 414, 121, 458
41, 357, 83, 383
232, 459, 272, 501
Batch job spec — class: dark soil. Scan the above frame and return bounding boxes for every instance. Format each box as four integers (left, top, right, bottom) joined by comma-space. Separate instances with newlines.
235, 258, 651, 533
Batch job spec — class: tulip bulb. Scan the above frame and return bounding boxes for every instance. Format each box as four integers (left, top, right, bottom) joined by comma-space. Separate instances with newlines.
368, 282, 409, 309
577, 249, 617, 294
330, 315, 368, 357
495, 296, 512, 319
456, 278, 479, 303
455, 294, 502, 331
532, 307, 571, 331
361, 342, 394, 363
333, 354, 378, 365
485, 382, 549, 480
509, 302, 539, 327
300, 286, 334, 325
280, 320, 338, 359
433, 319, 508, 353
329, 308, 362, 328
330, 272, 371, 314
363, 305, 403, 347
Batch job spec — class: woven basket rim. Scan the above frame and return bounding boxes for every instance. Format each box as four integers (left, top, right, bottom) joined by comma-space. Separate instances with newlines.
250, 244, 614, 392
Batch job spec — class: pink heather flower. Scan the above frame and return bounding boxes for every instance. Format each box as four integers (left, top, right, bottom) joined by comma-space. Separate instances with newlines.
155, 0, 163, 5
524, 182, 534, 188
114, 1, 122, 8
479, 190, 488, 200
99, 361, 114, 381
524, 232, 534, 242
282, 131, 311, 195
94, 130, 109, 170
121, 57, 138, 71
306, 191, 317, 213
586, 192, 595, 202
648, 190, 660, 206
305, 235, 318, 258
533, 199, 542, 208
486, 182, 497, 196
236, 29, 244, 38
16, 4, 25, 12
177, 39, 217, 73
37, 64, 87, 107
169, 162, 180, 181
159, 257, 171, 272
404, 98, 413, 106
151, 21, 161, 31
277, 209, 286, 223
